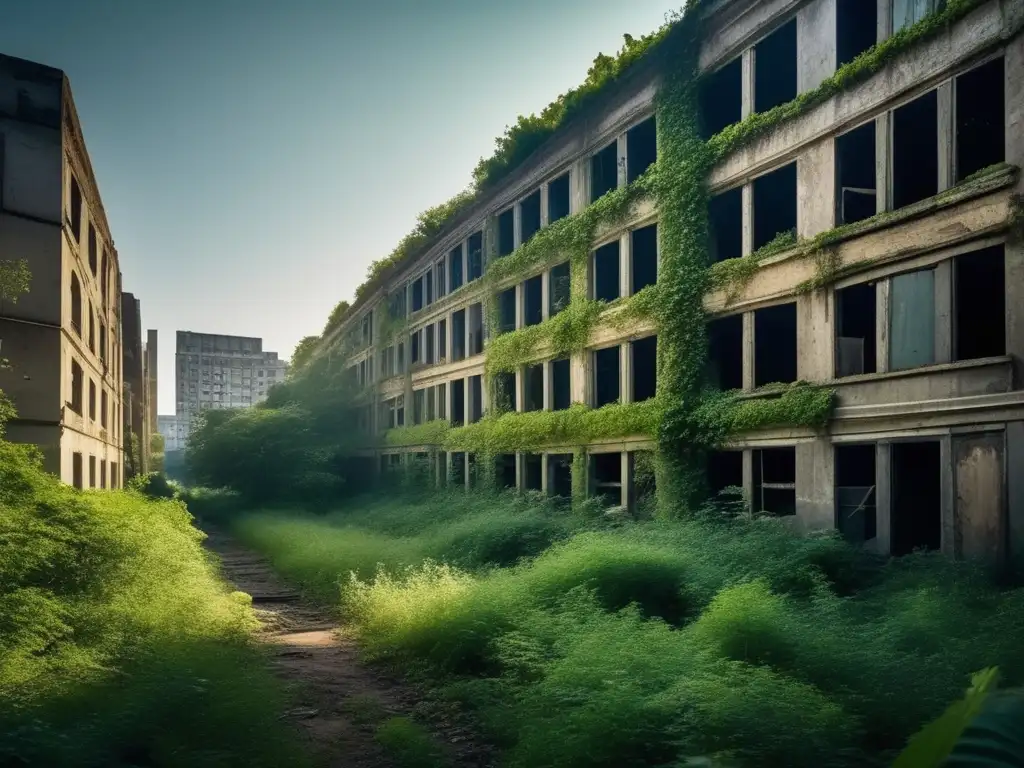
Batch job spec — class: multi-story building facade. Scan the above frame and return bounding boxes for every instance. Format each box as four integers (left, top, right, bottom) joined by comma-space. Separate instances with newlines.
0, 53, 126, 488
121, 293, 155, 477
158, 414, 187, 452
320, 0, 1024, 563
174, 331, 288, 445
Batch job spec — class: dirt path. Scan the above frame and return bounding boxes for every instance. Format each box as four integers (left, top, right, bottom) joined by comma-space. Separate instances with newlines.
204, 530, 493, 768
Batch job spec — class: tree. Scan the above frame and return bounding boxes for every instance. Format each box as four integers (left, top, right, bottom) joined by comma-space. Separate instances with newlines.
289, 336, 320, 375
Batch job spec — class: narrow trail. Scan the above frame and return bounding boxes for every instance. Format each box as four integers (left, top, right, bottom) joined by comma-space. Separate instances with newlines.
204, 530, 493, 768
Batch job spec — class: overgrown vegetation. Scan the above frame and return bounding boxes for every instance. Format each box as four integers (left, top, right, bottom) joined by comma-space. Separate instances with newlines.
232, 489, 1024, 768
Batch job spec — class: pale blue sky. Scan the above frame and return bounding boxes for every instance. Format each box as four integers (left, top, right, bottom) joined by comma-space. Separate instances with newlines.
1, 0, 675, 413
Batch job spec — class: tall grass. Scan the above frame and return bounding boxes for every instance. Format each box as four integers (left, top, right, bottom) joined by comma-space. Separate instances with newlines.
234, 489, 1024, 767
0, 439, 307, 767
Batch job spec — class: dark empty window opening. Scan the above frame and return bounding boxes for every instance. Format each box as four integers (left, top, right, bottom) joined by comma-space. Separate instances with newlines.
836, 282, 877, 376
452, 309, 466, 361
955, 245, 1005, 361
700, 57, 742, 139
754, 19, 797, 114
396, 395, 406, 427
69, 177, 82, 239
438, 318, 447, 361
425, 270, 434, 306
467, 232, 484, 281
707, 314, 743, 391
426, 386, 436, 421
436, 259, 446, 299
494, 372, 516, 414
594, 241, 621, 302
72, 452, 83, 488
412, 277, 424, 312
893, 90, 938, 210
524, 275, 543, 327
753, 447, 796, 517
496, 453, 517, 490
438, 382, 447, 420
956, 57, 1005, 183
498, 288, 517, 334
594, 346, 620, 407
470, 375, 483, 422
709, 188, 743, 263
525, 363, 544, 412
708, 450, 743, 496
525, 454, 543, 491
593, 453, 622, 507
425, 324, 436, 365
591, 141, 618, 202
631, 224, 658, 294
521, 190, 542, 244
837, 0, 877, 68
754, 302, 797, 386
632, 336, 657, 402
498, 208, 515, 256
836, 121, 877, 225
451, 452, 466, 485
836, 444, 877, 544
469, 303, 484, 355
413, 389, 425, 424
627, 117, 657, 182
892, 441, 942, 555
551, 453, 573, 499
753, 163, 797, 251
549, 173, 571, 224
452, 379, 465, 426
550, 262, 571, 316
449, 245, 464, 291
411, 330, 421, 364
552, 358, 571, 410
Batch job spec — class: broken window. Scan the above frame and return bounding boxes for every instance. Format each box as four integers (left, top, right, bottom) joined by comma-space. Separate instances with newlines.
524, 275, 542, 327
452, 379, 465, 426
470, 375, 483, 422
631, 224, 657, 294
956, 56, 1005, 183
699, 57, 742, 140
521, 189, 541, 244
955, 245, 1005, 361
438, 382, 447, 420
836, 444, 877, 544
836, 121, 877, 225
837, 0, 877, 68
425, 324, 435, 365
413, 389, 425, 424
498, 208, 515, 257
524, 363, 543, 412
412, 277, 424, 312
593, 453, 622, 507
451, 452, 466, 485
594, 241, 621, 302
496, 454, 517, 490
753, 162, 796, 251
69, 176, 82, 239
709, 188, 742, 263
549, 173, 571, 223
469, 302, 484, 355
836, 281, 877, 376
893, 0, 946, 34
425, 270, 434, 306
438, 319, 447, 361
627, 116, 656, 182
707, 314, 744, 391
754, 302, 797, 386
753, 447, 796, 516
755, 19, 797, 114
467, 231, 483, 281
591, 141, 618, 202
889, 268, 935, 371
411, 329, 421, 364
426, 386, 436, 421
525, 454, 543, 491
892, 440, 942, 555
893, 90, 938, 210
552, 358, 571, 410
494, 372, 516, 414
631, 335, 657, 402
550, 262, 571, 316
435, 259, 446, 299
89, 379, 96, 421
452, 309, 466, 361
594, 346, 620, 407
449, 245, 464, 291
551, 453, 573, 499
498, 288, 517, 334
708, 450, 744, 496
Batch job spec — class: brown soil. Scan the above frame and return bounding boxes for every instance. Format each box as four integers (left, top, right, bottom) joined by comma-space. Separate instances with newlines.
205, 530, 494, 768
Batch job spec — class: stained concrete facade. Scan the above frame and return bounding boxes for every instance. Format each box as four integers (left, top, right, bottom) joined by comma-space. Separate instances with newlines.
0, 53, 127, 488
325, 0, 1024, 562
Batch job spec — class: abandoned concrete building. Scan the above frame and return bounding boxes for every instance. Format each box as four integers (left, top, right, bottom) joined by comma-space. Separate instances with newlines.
320, 0, 1024, 562
0, 53, 130, 489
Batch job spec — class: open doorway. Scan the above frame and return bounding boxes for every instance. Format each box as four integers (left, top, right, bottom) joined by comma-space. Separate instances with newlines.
891, 441, 942, 555
593, 453, 622, 507
835, 444, 877, 544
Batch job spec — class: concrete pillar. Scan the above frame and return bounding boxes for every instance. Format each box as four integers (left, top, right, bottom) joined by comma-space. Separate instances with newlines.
539, 183, 550, 228
934, 259, 953, 365
541, 452, 551, 495
741, 183, 754, 256
876, 278, 890, 373
621, 451, 635, 511
620, 343, 632, 404
1007, 422, 1024, 563
937, 81, 955, 193
742, 311, 756, 391
570, 158, 589, 214
479, 375, 489, 414
571, 351, 589, 405
742, 449, 754, 514
875, 113, 891, 214
796, 438, 835, 531
741, 48, 755, 119
541, 270, 551, 321
620, 232, 632, 298
798, 140, 837, 237
877, 0, 892, 42
542, 361, 553, 411
940, 434, 956, 556
515, 368, 525, 413
616, 133, 628, 190
797, 0, 836, 94
874, 441, 892, 555
515, 452, 524, 491
515, 283, 524, 330
796, 290, 833, 382
1004, 35, 1024, 386
513, 203, 523, 250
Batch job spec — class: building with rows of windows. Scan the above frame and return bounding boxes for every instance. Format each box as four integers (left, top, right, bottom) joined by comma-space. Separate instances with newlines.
320, 0, 1024, 563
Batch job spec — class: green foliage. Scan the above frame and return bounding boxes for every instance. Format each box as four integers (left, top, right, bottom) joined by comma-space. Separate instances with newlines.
0, 259, 30, 302
690, 384, 837, 445
375, 716, 447, 768
945, 685, 1024, 767
485, 300, 604, 374
289, 335, 320, 373
322, 299, 352, 335
127, 471, 179, 499
384, 421, 452, 447
708, 228, 798, 303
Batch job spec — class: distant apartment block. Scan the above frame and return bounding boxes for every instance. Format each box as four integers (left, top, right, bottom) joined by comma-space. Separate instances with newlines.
158, 414, 187, 452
